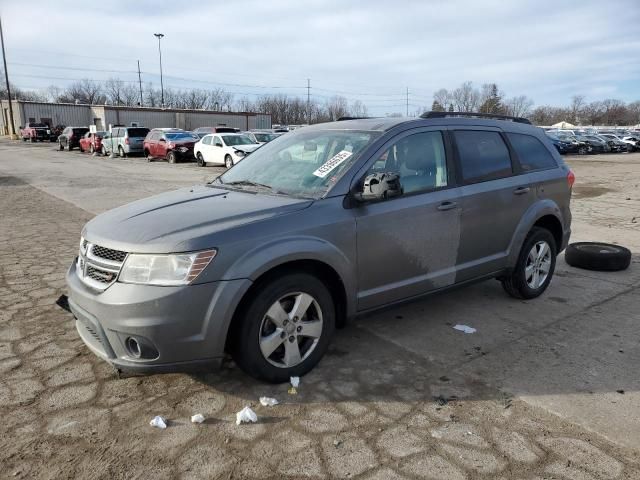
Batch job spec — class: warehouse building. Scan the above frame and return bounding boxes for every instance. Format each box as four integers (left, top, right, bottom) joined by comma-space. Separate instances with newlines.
0, 100, 272, 136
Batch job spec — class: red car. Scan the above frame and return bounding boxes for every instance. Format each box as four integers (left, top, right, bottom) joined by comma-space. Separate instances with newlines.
79, 131, 107, 154
143, 129, 198, 163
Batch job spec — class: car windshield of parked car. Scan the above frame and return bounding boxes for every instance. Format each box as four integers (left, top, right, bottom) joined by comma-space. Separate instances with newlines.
95, 131, 107, 137
214, 129, 380, 199
165, 132, 197, 141
222, 135, 255, 146
254, 133, 278, 142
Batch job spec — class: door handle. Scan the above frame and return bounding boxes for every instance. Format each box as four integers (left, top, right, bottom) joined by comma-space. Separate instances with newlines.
437, 201, 458, 211
514, 186, 531, 195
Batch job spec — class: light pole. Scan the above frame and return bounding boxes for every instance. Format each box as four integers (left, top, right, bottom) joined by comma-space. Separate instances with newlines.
153, 33, 165, 107
0, 16, 16, 137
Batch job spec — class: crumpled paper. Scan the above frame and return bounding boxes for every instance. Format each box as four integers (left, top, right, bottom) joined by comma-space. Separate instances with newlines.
236, 406, 258, 425
149, 416, 167, 429
453, 324, 476, 334
191, 414, 205, 424
259, 397, 279, 407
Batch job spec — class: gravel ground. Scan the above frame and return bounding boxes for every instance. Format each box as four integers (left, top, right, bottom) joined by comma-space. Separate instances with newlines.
0, 141, 639, 479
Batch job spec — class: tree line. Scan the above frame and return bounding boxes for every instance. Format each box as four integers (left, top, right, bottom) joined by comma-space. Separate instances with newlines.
1, 74, 639, 126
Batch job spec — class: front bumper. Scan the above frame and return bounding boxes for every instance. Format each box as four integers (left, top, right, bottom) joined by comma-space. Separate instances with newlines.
65, 259, 252, 372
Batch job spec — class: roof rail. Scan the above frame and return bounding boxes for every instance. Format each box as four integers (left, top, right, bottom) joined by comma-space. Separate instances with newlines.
420, 111, 531, 125
337, 116, 373, 121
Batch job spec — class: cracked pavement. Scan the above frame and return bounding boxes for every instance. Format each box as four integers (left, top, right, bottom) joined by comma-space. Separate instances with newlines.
0, 141, 639, 479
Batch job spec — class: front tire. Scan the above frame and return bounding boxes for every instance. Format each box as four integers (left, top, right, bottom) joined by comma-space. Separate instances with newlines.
502, 227, 557, 299
90, 144, 95, 154
225, 154, 233, 169
230, 273, 336, 383
196, 152, 206, 167
167, 151, 177, 164
118, 145, 126, 158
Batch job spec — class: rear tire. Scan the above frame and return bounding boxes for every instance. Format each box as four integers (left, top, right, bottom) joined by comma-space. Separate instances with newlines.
79, 144, 84, 153
230, 273, 335, 383
502, 227, 557, 299
145, 150, 153, 162
225, 154, 233, 168
118, 145, 126, 158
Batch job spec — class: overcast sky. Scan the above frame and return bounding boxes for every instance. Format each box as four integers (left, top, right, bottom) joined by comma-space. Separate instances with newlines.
2, 0, 639, 115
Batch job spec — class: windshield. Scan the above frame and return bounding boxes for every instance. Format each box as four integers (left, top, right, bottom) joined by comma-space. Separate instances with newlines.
216, 129, 380, 199
222, 135, 255, 146
254, 133, 278, 142
166, 132, 197, 141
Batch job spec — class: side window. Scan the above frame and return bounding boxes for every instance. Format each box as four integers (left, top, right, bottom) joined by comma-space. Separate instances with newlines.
454, 130, 512, 184
368, 131, 448, 194
506, 133, 557, 172
213, 136, 222, 146
150, 132, 160, 141
203, 136, 212, 145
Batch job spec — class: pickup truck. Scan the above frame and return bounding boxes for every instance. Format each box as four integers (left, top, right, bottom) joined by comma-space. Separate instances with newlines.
20, 123, 51, 142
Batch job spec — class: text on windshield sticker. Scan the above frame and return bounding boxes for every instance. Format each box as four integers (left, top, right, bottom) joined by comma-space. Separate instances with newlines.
313, 150, 353, 178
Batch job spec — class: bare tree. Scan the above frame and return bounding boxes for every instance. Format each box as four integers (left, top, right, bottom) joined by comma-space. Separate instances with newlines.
349, 100, 368, 117
432, 89, 451, 110
104, 78, 125, 105
326, 95, 349, 121
64, 79, 105, 104
504, 95, 534, 118
452, 81, 480, 112
568, 95, 585, 124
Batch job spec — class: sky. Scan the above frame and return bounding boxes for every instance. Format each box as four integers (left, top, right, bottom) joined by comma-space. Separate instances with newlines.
2, 0, 639, 116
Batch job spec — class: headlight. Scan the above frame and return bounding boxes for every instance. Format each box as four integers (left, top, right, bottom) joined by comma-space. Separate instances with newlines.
233, 149, 245, 157
119, 249, 216, 286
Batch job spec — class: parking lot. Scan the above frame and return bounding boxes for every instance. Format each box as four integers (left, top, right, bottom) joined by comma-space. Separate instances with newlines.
1, 139, 639, 479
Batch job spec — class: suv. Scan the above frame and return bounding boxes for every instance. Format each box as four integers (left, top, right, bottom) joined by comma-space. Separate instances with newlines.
65, 112, 573, 382
58, 127, 90, 151
143, 129, 199, 163
101, 127, 150, 157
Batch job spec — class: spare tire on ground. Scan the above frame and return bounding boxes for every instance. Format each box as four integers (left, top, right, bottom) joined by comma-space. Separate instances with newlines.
565, 242, 631, 272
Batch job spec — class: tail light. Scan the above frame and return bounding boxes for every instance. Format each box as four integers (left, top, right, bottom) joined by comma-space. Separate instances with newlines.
125, 137, 130, 145
567, 170, 575, 188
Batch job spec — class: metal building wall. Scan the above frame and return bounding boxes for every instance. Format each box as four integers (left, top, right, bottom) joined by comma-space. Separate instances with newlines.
21, 102, 91, 127
183, 112, 249, 131
105, 108, 176, 130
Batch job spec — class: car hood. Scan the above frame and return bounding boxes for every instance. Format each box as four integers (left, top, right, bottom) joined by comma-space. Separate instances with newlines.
83, 185, 313, 253
231, 144, 260, 153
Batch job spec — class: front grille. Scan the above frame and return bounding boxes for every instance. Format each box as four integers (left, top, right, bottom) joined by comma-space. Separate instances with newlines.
91, 245, 127, 263
77, 239, 127, 291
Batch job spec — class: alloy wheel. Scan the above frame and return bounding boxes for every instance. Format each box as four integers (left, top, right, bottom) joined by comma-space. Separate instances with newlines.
525, 240, 551, 289
258, 292, 323, 368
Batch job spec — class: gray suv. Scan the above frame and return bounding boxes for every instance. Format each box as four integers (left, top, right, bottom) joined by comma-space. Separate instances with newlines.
101, 126, 150, 157
65, 112, 573, 382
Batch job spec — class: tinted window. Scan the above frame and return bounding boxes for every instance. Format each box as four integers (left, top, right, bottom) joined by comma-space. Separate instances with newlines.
368, 131, 448, 194
507, 133, 557, 172
454, 130, 512, 184
73, 128, 89, 136
126, 128, 149, 138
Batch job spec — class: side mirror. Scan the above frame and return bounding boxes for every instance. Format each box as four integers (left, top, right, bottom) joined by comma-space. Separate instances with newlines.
19, 126, 24, 130
353, 172, 402, 202
215, 142, 223, 147
159, 138, 166, 143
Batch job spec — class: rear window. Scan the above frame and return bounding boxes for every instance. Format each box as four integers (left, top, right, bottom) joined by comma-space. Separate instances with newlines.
215, 127, 238, 133
73, 128, 89, 135
127, 128, 150, 138
506, 133, 557, 172
453, 130, 513, 184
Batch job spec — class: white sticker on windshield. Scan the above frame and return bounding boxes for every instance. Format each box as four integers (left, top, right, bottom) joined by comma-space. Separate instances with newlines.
313, 150, 353, 178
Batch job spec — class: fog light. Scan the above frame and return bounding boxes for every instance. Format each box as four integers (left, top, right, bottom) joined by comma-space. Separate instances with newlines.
126, 336, 142, 358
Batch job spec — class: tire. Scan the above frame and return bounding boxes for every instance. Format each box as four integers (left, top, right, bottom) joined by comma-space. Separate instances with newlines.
90, 144, 95, 154
167, 151, 176, 164
196, 152, 206, 167
22, 137, 27, 142
118, 145, 126, 158
78, 143, 84, 153
30, 137, 35, 143
101, 145, 108, 156
145, 150, 153, 162
578, 145, 588, 155
230, 272, 336, 383
502, 227, 557, 299
59, 142, 64, 151
225, 154, 233, 169
68, 144, 73, 151
565, 242, 631, 272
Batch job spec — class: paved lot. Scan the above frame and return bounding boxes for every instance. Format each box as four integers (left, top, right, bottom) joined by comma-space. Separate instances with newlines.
0, 140, 639, 479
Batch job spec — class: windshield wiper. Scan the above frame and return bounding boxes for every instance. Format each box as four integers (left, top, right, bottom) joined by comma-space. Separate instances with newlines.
224, 180, 275, 190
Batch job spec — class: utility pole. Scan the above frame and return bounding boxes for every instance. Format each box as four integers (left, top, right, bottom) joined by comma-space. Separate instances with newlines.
307, 78, 311, 125
153, 33, 165, 107
406, 87, 409, 117
0, 16, 16, 137
137, 60, 143, 106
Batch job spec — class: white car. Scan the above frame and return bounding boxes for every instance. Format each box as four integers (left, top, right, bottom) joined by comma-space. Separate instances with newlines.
246, 131, 282, 144
194, 133, 261, 168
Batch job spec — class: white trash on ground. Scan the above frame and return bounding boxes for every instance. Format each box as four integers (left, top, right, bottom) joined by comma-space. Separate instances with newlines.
236, 406, 258, 425
191, 414, 205, 424
290, 376, 300, 388
259, 397, 279, 407
149, 416, 167, 429
453, 324, 477, 334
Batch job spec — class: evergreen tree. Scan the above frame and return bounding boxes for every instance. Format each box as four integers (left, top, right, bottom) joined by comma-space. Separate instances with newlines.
448, 103, 454, 112
479, 84, 504, 114
431, 100, 444, 112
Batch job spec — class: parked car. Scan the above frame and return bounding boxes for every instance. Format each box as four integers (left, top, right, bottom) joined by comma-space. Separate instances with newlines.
193, 126, 240, 138
19, 122, 51, 142
595, 134, 627, 153
79, 131, 107, 154
143, 129, 199, 163
50, 125, 66, 142
246, 130, 282, 144
546, 132, 579, 154
194, 133, 261, 168
621, 135, 640, 151
65, 113, 573, 382
576, 135, 610, 153
58, 127, 90, 151
101, 127, 150, 157
552, 133, 591, 155
599, 134, 632, 152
